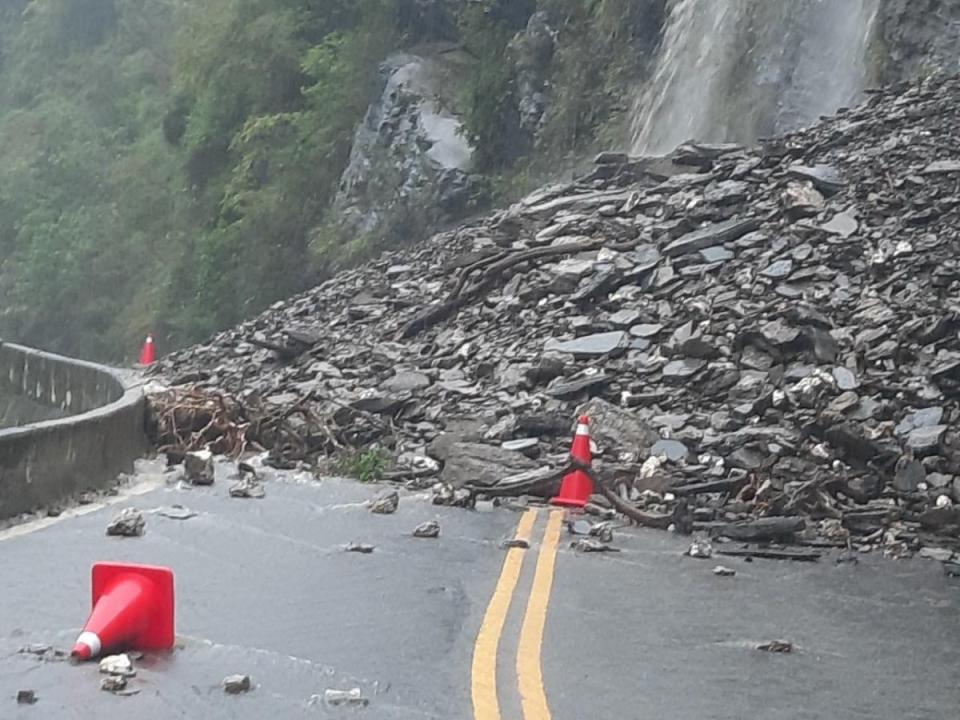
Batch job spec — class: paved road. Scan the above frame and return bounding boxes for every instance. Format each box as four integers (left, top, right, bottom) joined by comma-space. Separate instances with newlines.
1, 462, 958, 718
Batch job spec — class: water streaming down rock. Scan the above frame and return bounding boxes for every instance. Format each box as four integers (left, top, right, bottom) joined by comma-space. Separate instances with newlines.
630, 0, 882, 155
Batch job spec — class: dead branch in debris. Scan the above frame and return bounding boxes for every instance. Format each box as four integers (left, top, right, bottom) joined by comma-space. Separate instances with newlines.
697, 516, 806, 542
587, 465, 681, 531
149, 384, 397, 463
716, 547, 821, 562
148, 387, 253, 457
475, 459, 689, 531
670, 478, 743, 496
400, 238, 638, 339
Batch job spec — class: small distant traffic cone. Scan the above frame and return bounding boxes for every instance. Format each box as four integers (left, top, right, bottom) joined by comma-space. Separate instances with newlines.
550, 415, 593, 508
71, 562, 175, 661
139, 334, 156, 366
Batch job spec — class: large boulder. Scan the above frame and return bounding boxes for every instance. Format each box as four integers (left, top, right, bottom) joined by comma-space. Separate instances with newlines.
575, 398, 660, 456
428, 438, 538, 488
332, 53, 483, 248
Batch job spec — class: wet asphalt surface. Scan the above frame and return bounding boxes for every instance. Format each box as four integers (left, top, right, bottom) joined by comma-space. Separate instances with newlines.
1, 464, 518, 718
546, 530, 960, 720
1, 462, 958, 719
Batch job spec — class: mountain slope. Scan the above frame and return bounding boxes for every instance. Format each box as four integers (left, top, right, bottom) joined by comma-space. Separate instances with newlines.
156, 74, 960, 552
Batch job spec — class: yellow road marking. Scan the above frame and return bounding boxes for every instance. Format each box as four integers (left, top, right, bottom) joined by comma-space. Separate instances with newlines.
471, 509, 539, 720
516, 509, 564, 720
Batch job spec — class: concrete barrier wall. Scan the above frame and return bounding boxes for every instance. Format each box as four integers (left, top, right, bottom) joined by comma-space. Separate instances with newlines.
0, 342, 147, 519
0, 390, 65, 427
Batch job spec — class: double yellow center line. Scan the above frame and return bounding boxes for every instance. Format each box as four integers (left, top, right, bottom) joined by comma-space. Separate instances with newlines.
471, 508, 565, 720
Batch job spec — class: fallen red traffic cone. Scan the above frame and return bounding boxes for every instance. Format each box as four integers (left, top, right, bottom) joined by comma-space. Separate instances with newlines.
71, 562, 175, 661
550, 415, 593, 508
139, 334, 156, 366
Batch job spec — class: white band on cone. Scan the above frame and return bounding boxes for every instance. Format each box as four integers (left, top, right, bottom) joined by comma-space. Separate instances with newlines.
575, 424, 590, 436
76, 631, 101, 656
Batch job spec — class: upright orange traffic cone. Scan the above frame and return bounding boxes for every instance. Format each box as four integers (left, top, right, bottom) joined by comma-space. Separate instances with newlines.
551, 415, 593, 508
71, 562, 175, 661
139, 334, 156, 366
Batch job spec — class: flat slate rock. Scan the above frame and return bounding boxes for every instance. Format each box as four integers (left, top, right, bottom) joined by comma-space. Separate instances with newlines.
821, 210, 859, 237
832, 367, 859, 390
663, 218, 761, 257
788, 163, 846, 193
907, 424, 947, 453
922, 160, 960, 175
630, 323, 663, 338
662, 358, 705, 380
545, 332, 626, 356
381, 370, 432, 393
896, 407, 944, 436
651, 438, 690, 462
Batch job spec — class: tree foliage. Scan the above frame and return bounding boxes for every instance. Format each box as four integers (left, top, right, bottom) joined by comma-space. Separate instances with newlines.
0, 0, 395, 359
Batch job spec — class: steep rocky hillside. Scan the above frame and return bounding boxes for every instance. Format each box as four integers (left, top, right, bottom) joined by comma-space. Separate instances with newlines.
155, 73, 960, 556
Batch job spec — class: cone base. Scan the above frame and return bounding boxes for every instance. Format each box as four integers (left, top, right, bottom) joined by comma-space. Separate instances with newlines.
550, 468, 593, 509
550, 495, 588, 508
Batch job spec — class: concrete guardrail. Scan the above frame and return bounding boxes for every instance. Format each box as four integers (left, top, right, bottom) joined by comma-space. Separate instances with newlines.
0, 341, 147, 520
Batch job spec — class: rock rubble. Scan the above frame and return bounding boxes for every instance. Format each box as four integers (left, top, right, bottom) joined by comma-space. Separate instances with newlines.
153, 74, 960, 558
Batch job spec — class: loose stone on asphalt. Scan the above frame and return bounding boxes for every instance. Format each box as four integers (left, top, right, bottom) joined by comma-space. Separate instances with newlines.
105, 508, 145, 537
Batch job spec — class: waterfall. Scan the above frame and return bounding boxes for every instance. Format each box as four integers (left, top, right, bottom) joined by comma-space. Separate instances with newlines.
630, 0, 882, 156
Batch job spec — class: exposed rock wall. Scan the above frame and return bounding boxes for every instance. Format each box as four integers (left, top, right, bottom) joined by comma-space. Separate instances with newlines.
332, 49, 483, 249
875, 0, 960, 83
329, 0, 960, 275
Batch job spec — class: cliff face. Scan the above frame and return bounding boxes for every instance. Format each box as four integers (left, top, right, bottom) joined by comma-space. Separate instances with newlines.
332, 0, 960, 253
875, 0, 960, 83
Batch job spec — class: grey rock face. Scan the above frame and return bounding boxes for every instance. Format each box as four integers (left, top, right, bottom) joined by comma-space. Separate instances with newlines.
509, 11, 556, 135
875, 0, 960, 85
332, 53, 480, 245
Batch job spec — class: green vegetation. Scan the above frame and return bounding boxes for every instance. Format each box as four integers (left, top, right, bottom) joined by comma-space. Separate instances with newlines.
0, 0, 395, 359
456, 2, 530, 171
336, 447, 391, 483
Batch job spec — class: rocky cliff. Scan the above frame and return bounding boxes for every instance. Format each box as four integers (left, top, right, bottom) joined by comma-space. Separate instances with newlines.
334, 0, 960, 252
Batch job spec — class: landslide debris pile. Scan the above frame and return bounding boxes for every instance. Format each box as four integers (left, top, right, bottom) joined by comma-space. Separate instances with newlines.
154, 74, 960, 556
